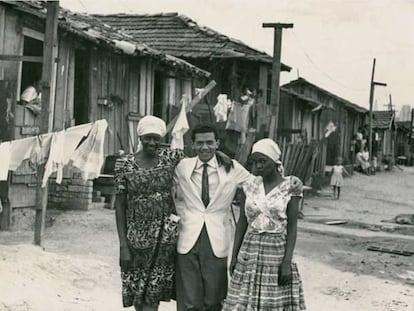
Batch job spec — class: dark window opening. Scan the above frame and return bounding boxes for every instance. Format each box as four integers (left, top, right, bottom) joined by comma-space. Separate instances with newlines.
74, 49, 89, 125
153, 71, 163, 120
21, 36, 43, 96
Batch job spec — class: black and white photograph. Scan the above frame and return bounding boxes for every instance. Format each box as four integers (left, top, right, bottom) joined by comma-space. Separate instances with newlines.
0, 0, 413, 310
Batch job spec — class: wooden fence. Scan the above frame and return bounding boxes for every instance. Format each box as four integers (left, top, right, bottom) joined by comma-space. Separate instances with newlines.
281, 140, 327, 186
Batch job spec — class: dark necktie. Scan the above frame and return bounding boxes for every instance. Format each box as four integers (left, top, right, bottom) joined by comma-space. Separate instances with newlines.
201, 163, 210, 207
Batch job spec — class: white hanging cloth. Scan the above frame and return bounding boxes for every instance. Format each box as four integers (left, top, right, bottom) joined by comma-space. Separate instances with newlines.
171, 95, 190, 150
42, 131, 65, 187
213, 94, 232, 122
0, 142, 12, 181
69, 119, 108, 180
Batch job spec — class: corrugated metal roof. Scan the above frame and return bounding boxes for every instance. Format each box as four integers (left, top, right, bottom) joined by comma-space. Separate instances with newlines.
372, 110, 395, 129
282, 78, 368, 114
2, 1, 210, 78
93, 13, 291, 71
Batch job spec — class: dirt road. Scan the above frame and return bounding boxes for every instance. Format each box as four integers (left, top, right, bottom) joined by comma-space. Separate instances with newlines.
0, 167, 413, 310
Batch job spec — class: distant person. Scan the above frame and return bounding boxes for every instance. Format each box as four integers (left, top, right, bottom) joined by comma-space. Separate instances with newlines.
330, 157, 350, 200
223, 138, 306, 311
20, 80, 42, 115
356, 146, 371, 175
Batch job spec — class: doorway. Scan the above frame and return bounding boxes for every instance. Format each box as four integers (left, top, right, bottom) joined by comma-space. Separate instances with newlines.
74, 49, 90, 125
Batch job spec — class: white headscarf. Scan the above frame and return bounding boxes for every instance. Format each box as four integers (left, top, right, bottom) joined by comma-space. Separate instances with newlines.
136, 116, 166, 151
137, 115, 166, 137
251, 138, 284, 176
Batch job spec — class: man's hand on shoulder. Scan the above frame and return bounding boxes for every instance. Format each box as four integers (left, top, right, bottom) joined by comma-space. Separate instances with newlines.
290, 176, 303, 194
216, 150, 234, 173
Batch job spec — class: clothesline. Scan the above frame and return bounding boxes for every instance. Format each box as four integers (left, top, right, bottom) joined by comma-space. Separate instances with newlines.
0, 120, 108, 187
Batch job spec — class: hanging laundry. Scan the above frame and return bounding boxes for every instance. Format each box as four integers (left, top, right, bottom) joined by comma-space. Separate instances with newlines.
69, 119, 108, 180
225, 101, 253, 133
62, 122, 94, 164
42, 131, 65, 187
29, 134, 53, 167
0, 141, 12, 181
9, 136, 37, 171
171, 95, 190, 150
213, 94, 232, 122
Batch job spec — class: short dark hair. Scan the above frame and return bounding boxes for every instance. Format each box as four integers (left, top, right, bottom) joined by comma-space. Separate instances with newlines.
191, 123, 219, 141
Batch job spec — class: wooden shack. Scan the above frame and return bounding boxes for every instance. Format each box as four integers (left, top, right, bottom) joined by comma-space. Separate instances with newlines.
395, 121, 411, 161
0, 1, 209, 228
0, 1, 209, 153
93, 13, 291, 135
372, 110, 396, 165
278, 87, 327, 144
282, 78, 368, 165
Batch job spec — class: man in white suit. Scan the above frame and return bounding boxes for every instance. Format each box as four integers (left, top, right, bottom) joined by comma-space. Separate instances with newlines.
173, 124, 252, 311
174, 124, 302, 311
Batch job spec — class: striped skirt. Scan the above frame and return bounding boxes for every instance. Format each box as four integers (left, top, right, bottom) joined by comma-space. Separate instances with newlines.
223, 231, 306, 311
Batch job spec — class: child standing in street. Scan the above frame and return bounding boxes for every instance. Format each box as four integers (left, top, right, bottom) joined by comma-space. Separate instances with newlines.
330, 157, 350, 200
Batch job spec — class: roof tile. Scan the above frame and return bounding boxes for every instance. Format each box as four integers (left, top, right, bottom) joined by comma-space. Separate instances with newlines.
94, 13, 291, 71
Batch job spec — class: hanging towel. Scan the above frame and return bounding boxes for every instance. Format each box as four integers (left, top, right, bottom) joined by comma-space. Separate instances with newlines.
69, 119, 108, 180
62, 122, 94, 164
9, 136, 37, 171
0, 142, 12, 181
29, 134, 53, 167
225, 101, 252, 133
42, 131, 65, 187
213, 94, 232, 122
171, 95, 189, 150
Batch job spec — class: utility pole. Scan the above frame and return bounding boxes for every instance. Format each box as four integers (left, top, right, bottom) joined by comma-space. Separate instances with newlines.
368, 58, 386, 161
262, 23, 293, 140
388, 94, 393, 111
34, 1, 59, 246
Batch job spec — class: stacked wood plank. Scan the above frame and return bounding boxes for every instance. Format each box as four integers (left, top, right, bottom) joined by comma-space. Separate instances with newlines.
281, 141, 327, 185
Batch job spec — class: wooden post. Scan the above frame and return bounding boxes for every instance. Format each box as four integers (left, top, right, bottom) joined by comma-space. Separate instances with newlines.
410, 108, 414, 153
34, 1, 59, 246
368, 58, 386, 161
262, 23, 293, 141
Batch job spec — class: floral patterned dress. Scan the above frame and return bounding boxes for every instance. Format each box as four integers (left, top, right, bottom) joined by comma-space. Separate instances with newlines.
114, 148, 184, 307
223, 175, 306, 311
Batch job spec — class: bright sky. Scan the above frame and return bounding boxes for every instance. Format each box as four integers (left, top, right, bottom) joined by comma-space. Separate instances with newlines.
60, 0, 414, 112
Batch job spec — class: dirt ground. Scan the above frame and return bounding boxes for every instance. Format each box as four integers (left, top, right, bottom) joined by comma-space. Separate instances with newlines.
1, 166, 414, 311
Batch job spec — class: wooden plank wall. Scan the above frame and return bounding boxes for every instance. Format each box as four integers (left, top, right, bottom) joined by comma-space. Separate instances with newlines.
1, 7, 26, 140
53, 34, 73, 131
86, 52, 159, 156
89, 50, 129, 155
0, 5, 5, 81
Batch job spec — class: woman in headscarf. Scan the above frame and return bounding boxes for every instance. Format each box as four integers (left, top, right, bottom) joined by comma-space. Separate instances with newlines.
223, 138, 306, 311
115, 116, 178, 311
114, 116, 232, 311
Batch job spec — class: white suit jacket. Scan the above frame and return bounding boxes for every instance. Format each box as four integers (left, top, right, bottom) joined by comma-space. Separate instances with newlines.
173, 157, 250, 258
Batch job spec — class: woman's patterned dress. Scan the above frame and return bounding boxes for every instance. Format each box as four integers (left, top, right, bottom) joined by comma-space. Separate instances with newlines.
114, 148, 183, 307
223, 175, 306, 311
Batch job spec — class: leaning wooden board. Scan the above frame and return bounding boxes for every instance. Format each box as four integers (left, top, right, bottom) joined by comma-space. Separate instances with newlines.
165, 80, 216, 134
367, 245, 414, 256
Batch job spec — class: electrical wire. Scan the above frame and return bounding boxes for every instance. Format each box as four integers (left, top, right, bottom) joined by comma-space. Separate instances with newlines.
289, 30, 367, 93
119, 0, 135, 13
77, 0, 89, 12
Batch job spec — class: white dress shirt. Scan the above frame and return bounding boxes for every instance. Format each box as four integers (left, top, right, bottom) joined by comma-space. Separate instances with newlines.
191, 156, 219, 201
